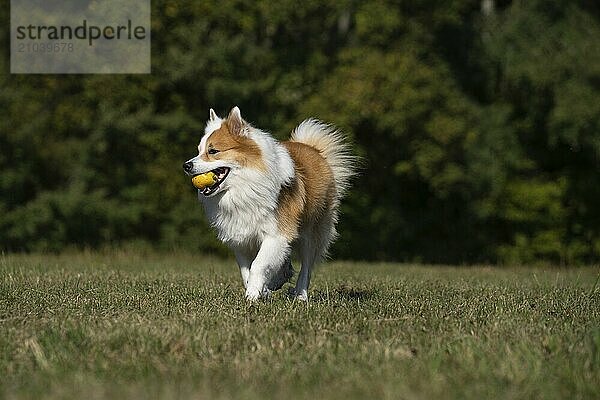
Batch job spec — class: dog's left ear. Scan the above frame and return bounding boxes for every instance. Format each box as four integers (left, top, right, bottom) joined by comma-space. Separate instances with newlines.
209, 108, 219, 121
227, 106, 247, 136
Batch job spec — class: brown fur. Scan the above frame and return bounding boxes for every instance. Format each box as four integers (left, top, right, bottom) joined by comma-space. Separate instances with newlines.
200, 120, 266, 171
277, 141, 337, 241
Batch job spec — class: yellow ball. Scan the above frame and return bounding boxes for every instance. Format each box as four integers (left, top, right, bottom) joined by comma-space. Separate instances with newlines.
191, 172, 217, 189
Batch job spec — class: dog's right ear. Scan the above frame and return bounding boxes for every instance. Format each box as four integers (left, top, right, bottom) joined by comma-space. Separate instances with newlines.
209, 108, 219, 121
227, 106, 247, 136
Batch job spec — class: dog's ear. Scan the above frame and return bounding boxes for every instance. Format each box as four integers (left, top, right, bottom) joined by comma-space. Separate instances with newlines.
209, 108, 219, 122
227, 106, 247, 136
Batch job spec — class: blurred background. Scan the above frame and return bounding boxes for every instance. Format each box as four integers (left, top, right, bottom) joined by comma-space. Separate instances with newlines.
1, 0, 599, 265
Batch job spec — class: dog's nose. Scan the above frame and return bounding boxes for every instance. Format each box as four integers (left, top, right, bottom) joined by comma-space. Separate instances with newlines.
183, 161, 193, 173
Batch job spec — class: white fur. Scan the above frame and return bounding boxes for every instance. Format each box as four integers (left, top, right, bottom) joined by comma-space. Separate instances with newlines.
184, 108, 354, 301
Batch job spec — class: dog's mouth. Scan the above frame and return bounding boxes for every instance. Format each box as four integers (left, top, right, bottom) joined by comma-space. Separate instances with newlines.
196, 167, 230, 196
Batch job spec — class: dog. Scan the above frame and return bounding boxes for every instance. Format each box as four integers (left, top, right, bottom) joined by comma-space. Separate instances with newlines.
183, 106, 355, 300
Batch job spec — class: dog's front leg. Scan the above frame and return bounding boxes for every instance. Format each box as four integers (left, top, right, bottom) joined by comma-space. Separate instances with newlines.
233, 248, 254, 289
246, 235, 291, 300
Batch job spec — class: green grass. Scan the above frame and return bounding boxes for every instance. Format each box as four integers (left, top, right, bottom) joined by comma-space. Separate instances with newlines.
0, 251, 599, 399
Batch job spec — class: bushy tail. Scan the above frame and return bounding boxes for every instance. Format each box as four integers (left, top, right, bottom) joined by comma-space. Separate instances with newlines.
291, 119, 356, 200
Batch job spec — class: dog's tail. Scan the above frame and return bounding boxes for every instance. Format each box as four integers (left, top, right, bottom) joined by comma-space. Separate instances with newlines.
291, 119, 356, 200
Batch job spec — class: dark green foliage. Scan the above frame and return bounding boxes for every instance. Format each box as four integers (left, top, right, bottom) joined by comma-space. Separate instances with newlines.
1, 0, 599, 263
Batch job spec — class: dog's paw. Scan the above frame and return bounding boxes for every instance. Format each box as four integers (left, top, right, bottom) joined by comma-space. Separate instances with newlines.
245, 286, 271, 301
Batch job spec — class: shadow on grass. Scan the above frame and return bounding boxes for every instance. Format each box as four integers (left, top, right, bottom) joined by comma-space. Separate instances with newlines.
309, 284, 378, 302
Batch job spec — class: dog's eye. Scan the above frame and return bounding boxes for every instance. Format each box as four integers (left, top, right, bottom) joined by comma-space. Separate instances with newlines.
207, 148, 219, 155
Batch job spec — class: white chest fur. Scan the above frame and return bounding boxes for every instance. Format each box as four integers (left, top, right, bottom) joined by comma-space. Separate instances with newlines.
200, 173, 281, 247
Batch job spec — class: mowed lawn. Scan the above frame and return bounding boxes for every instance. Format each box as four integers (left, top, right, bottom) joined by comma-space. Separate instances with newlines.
0, 252, 598, 400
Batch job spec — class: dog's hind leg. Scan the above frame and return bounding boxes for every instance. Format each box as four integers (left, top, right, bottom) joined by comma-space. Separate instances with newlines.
293, 213, 336, 301
267, 258, 294, 291
293, 240, 316, 301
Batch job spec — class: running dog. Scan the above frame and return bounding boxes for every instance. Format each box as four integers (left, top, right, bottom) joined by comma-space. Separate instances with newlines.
183, 107, 355, 300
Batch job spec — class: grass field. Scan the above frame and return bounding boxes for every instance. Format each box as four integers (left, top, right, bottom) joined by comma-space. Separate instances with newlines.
0, 251, 599, 399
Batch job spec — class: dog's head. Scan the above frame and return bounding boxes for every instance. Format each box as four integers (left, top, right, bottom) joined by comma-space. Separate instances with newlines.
183, 107, 264, 197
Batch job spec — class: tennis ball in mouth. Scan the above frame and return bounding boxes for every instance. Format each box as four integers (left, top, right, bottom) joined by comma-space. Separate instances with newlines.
191, 172, 217, 189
